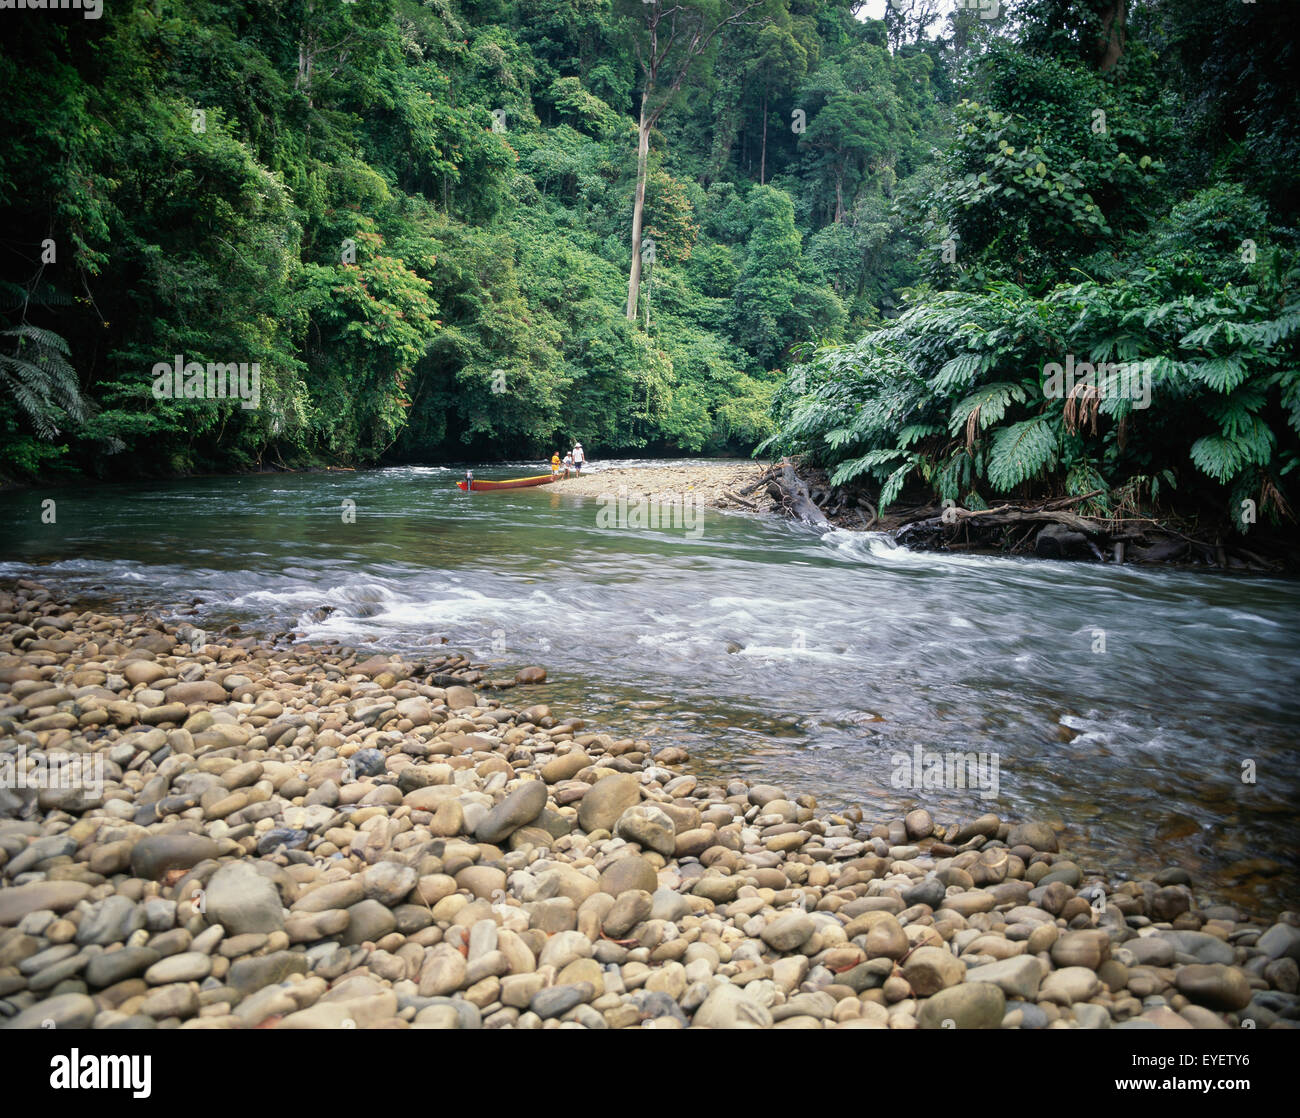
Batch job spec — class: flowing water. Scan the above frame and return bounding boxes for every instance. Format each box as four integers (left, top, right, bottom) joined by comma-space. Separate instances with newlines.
3, 462, 1298, 910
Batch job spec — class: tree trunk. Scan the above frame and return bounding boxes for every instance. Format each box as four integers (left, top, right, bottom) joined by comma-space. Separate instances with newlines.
625, 93, 651, 321
759, 91, 767, 186
1097, 0, 1126, 72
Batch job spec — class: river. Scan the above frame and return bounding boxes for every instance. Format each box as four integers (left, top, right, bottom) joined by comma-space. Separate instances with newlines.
3, 461, 1297, 910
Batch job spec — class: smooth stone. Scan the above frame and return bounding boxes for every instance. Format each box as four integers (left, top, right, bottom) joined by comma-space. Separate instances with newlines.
341, 900, 397, 946
598, 855, 658, 897
1127, 935, 1176, 967
139, 982, 200, 1019
693, 875, 742, 904
1169, 930, 1235, 966
3, 992, 97, 1030
293, 879, 365, 913
1073, 1002, 1111, 1029
967, 955, 1042, 1000
361, 862, 418, 907
693, 982, 774, 1028
7, 835, 76, 876
1257, 923, 1300, 961
275, 991, 399, 1029
85, 947, 161, 988
475, 780, 547, 844
902, 946, 965, 996
143, 951, 211, 985
901, 878, 946, 909
1174, 964, 1252, 1011
456, 866, 507, 901
863, 915, 909, 960
603, 891, 653, 939
541, 751, 590, 784
578, 773, 641, 833
760, 912, 815, 954
257, 828, 310, 855
0, 882, 93, 926
917, 982, 1005, 1030
530, 982, 594, 1019
76, 895, 146, 946
204, 862, 284, 936
649, 889, 691, 923
615, 804, 677, 858
1051, 929, 1109, 970
285, 909, 350, 943
227, 950, 309, 994
1040, 966, 1102, 1005
1005, 822, 1057, 852
904, 809, 933, 840
418, 950, 467, 997
538, 930, 593, 972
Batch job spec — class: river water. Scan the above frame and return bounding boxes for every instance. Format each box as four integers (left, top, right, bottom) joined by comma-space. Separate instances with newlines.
3, 462, 1297, 910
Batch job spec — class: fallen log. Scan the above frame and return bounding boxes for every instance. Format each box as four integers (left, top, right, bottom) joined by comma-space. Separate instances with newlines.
775, 459, 832, 530
721, 490, 758, 510
947, 505, 1108, 535
737, 464, 781, 497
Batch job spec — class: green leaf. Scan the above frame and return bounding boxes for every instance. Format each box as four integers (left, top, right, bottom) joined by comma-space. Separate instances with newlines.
986, 418, 1057, 491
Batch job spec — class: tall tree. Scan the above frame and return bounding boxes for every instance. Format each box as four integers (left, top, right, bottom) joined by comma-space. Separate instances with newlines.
618, 0, 768, 321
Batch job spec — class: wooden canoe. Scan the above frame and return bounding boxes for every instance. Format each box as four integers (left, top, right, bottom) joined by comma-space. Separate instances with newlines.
457, 472, 561, 492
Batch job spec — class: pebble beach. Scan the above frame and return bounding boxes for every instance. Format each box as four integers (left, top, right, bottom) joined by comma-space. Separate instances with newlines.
1, 577, 1296, 1030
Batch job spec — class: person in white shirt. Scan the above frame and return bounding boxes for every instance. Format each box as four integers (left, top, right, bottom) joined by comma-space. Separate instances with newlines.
572, 442, 585, 474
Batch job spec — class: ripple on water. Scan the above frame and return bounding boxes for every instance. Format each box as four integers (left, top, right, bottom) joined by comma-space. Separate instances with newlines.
0, 463, 1297, 907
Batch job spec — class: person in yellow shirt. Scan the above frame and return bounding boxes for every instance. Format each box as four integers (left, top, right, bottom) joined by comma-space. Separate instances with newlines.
550, 451, 561, 477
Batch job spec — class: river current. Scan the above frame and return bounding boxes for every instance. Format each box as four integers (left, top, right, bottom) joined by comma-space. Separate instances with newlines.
3, 461, 1297, 908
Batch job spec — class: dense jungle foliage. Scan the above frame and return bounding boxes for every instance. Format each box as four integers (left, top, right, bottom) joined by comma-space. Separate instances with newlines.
1, 0, 1297, 535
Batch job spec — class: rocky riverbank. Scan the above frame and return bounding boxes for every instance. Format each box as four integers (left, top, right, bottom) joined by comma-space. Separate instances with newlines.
554, 461, 778, 514
1, 578, 1296, 1030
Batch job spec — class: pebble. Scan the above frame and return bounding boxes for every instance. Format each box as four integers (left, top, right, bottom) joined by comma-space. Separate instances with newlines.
204, 862, 284, 936
144, 951, 212, 985
1174, 964, 1253, 1011
578, 773, 641, 832
0, 582, 1290, 1033
693, 982, 774, 1028
903, 946, 966, 995
615, 804, 677, 857
918, 981, 1006, 1030
760, 912, 815, 953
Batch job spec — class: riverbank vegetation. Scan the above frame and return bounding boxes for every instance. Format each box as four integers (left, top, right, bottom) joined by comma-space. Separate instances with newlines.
1, 1, 1297, 547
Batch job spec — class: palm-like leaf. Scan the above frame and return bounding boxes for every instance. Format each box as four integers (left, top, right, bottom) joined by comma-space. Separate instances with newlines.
0, 326, 89, 438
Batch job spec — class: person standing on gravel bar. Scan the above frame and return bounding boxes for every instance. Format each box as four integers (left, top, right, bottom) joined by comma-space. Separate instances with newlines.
572, 442, 585, 474
550, 451, 561, 477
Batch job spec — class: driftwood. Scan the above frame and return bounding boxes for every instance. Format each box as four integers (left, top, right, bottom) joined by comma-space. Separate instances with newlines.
721, 489, 758, 510
948, 504, 1108, 535
763, 460, 1289, 570
737, 464, 781, 497
767, 459, 831, 529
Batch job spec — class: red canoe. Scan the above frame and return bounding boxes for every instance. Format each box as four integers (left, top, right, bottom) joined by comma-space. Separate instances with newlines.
457, 472, 563, 492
